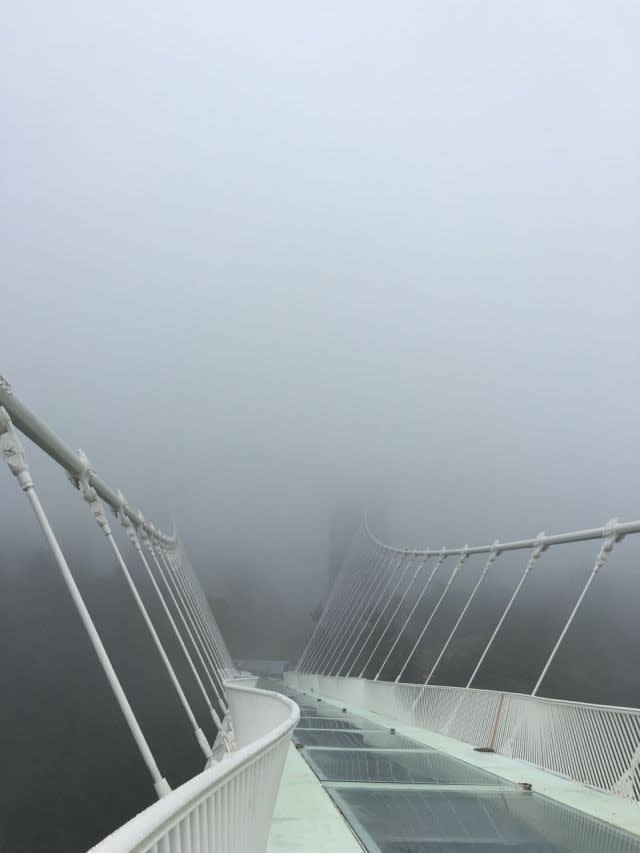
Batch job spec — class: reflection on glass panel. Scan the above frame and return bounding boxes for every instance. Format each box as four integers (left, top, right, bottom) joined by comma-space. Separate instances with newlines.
304, 749, 508, 785
295, 716, 382, 731
327, 789, 640, 853
293, 730, 431, 749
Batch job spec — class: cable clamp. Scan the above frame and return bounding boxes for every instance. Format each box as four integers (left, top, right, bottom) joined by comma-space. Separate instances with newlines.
0, 407, 33, 490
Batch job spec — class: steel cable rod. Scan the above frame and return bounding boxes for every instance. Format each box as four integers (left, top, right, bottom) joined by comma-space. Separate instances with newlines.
151, 544, 229, 715
163, 548, 229, 696
465, 533, 548, 689
319, 545, 390, 674
169, 550, 226, 672
307, 540, 374, 673
121, 516, 228, 739
395, 549, 469, 683
173, 551, 234, 686
350, 552, 416, 677
361, 552, 427, 679
161, 547, 230, 717
322, 546, 390, 675
381, 551, 447, 681
531, 520, 624, 697
70, 461, 217, 762
148, 541, 230, 730
297, 529, 367, 670
329, 546, 398, 676
179, 550, 235, 676
329, 549, 401, 676
310, 542, 376, 673
72, 468, 215, 764
311, 542, 376, 673
307, 542, 374, 674
0, 408, 171, 799
411, 545, 502, 711
170, 550, 230, 679
333, 549, 404, 676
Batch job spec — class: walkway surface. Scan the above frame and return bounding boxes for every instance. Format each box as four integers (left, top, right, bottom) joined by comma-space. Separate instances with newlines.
264, 678, 640, 853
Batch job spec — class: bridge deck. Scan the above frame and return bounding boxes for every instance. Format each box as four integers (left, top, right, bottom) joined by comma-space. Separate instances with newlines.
267, 743, 363, 852
265, 679, 640, 852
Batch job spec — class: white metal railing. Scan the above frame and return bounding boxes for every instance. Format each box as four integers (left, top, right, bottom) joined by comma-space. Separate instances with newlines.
298, 516, 636, 682
295, 513, 640, 810
0, 375, 289, 850
90, 678, 299, 852
287, 673, 640, 803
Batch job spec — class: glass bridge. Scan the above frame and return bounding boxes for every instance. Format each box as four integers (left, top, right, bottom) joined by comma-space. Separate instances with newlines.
266, 680, 640, 853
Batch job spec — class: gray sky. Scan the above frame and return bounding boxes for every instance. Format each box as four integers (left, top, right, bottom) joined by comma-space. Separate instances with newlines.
2, 1, 639, 606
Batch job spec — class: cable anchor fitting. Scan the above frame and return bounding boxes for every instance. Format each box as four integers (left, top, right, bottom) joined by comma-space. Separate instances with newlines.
0, 407, 33, 490
524, 531, 548, 574
594, 517, 624, 573
71, 450, 111, 535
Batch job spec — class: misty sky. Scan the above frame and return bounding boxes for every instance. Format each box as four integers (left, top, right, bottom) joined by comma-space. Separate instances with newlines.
2, 2, 639, 607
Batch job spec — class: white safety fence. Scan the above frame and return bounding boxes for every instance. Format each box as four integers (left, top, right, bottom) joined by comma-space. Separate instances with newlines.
287, 674, 640, 803
90, 678, 299, 853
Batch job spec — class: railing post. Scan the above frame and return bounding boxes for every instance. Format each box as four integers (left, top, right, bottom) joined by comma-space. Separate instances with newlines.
488, 691, 505, 751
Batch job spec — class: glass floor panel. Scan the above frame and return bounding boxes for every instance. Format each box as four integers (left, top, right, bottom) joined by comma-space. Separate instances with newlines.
326, 788, 640, 853
293, 730, 431, 749
296, 716, 381, 731
299, 707, 353, 717
303, 749, 508, 785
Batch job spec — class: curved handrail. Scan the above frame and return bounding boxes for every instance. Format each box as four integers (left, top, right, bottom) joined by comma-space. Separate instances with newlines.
89, 678, 299, 852
364, 509, 640, 556
0, 374, 174, 545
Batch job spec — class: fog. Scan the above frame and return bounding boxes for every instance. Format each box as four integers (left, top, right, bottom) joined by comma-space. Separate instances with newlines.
1, 2, 640, 850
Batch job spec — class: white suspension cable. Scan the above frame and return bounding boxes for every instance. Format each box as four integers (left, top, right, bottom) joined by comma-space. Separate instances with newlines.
395, 548, 469, 683
160, 546, 229, 702
305, 541, 374, 674
70, 461, 215, 764
179, 549, 236, 676
333, 548, 401, 677
325, 546, 392, 675
0, 409, 171, 799
310, 541, 376, 674
531, 520, 624, 697
465, 533, 548, 689
168, 549, 230, 681
386, 550, 446, 681
323, 546, 393, 675
118, 506, 228, 747
350, 552, 415, 677
360, 552, 425, 679
297, 526, 366, 670
410, 544, 502, 711
149, 540, 229, 716
166, 548, 232, 701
